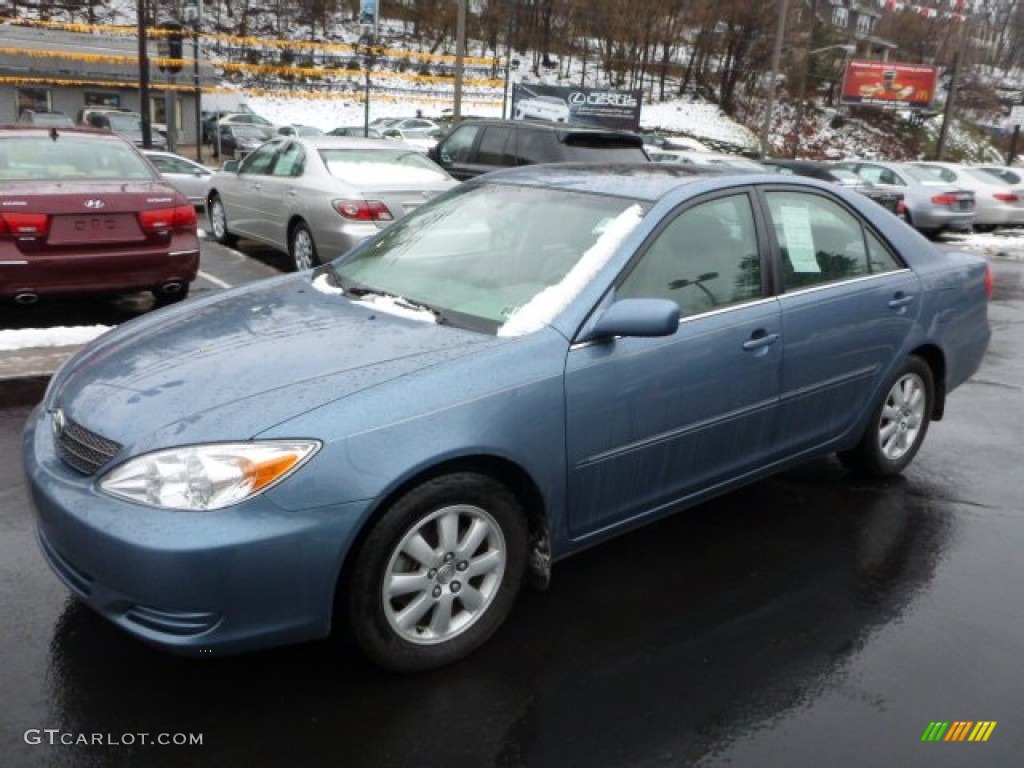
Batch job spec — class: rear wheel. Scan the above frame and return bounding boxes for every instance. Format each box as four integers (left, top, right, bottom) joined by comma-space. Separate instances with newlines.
289, 221, 319, 271
344, 473, 528, 672
208, 194, 238, 246
838, 356, 933, 477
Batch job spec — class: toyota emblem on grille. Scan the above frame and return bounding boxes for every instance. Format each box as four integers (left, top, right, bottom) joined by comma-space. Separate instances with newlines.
51, 408, 66, 439
84, 199, 106, 209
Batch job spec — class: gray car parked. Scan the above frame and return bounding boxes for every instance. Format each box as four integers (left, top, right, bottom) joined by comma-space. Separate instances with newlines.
206, 136, 458, 270
833, 160, 974, 238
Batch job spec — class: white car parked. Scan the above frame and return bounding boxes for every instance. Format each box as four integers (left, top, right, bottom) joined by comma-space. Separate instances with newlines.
514, 95, 571, 123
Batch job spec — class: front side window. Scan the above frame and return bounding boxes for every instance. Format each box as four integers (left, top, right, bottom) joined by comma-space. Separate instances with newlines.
618, 194, 762, 315
437, 125, 480, 165
766, 191, 901, 291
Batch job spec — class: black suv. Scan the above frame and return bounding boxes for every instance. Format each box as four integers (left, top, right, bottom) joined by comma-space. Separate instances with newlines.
427, 119, 649, 180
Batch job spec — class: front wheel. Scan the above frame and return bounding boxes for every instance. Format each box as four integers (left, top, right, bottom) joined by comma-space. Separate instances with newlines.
343, 473, 528, 672
839, 356, 934, 477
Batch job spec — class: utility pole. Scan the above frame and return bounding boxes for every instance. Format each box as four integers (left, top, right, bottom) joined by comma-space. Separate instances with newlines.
936, 17, 968, 160
453, 0, 467, 125
137, 0, 152, 149
760, 0, 789, 160
792, 0, 818, 159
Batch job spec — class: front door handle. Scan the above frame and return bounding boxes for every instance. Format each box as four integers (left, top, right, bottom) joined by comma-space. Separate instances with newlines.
742, 330, 780, 352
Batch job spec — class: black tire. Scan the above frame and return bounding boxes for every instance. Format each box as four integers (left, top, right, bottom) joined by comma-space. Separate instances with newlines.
151, 282, 190, 307
289, 221, 320, 271
838, 356, 934, 477
344, 473, 528, 672
207, 194, 238, 246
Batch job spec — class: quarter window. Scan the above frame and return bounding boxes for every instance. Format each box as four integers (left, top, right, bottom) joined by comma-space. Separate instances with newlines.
765, 191, 900, 291
618, 194, 762, 315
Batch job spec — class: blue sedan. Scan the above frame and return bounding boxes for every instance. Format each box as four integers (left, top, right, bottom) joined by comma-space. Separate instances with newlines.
23, 164, 992, 671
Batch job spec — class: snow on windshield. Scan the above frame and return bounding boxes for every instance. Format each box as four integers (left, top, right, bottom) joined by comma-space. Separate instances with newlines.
498, 204, 645, 337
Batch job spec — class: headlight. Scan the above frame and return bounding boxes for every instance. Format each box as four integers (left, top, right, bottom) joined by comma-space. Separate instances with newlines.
99, 441, 320, 511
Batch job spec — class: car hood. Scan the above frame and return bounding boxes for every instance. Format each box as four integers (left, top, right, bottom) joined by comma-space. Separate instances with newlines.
52, 272, 502, 448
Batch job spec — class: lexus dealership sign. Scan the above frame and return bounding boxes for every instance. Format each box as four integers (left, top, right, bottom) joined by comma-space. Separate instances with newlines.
512, 83, 642, 131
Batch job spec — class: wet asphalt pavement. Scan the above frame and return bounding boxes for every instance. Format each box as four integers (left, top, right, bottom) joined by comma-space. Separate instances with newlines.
0, 252, 1022, 767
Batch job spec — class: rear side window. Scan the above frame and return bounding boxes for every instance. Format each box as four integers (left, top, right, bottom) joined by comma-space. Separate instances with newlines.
516, 129, 559, 164
561, 137, 648, 163
765, 191, 902, 291
477, 127, 515, 167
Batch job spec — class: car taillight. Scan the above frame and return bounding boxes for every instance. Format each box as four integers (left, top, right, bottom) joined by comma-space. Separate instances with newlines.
992, 192, 1019, 202
0, 212, 50, 236
931, 194, 959, 206
985, 263, 993, 300
137, 205, 197, 232
332, 199, 394, 222
897, 201, 907, 215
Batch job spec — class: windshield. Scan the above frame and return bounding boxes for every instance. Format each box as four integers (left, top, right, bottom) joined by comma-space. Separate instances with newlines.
330, 183, 646, 334
106, 113, 143, 132
233, 125, 269, 138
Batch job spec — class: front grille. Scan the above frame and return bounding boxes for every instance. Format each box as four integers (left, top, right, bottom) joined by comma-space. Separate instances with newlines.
56, 415, 122, 475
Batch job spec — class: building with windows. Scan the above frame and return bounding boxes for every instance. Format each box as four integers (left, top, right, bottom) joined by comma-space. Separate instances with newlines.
0, 23, 215, 145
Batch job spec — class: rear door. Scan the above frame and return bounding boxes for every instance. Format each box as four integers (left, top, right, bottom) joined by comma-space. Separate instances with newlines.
760, 188, 919, 455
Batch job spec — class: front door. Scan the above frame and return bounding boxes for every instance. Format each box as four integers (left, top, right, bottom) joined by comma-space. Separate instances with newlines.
565, 192, 782, 540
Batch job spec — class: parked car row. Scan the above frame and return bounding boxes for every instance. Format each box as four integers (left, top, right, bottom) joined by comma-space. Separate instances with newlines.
5, 115, 1017, 310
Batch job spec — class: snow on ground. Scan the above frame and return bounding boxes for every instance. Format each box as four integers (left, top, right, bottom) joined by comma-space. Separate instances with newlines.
0, 325, 111, 352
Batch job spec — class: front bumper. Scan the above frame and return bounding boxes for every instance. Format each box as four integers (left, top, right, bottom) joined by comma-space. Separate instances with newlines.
23, 406, 369, 656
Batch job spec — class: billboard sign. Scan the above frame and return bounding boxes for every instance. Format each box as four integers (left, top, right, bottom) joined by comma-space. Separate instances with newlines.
840, 60, 938, 109
512, 83, 642, 131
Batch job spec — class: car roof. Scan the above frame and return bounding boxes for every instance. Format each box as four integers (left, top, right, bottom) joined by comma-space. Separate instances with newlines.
446, 118, 641, 138
467, 162, 766, 201
287, 135, 425, 150
0, 124, 126, 139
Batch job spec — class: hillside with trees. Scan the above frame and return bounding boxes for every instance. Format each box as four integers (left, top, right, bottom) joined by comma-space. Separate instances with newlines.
2, 0, 1021, 159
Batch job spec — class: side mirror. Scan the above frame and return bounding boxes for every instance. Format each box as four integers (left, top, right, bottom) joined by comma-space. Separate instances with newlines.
578, 298, 680, 343
222, 159, 239, 173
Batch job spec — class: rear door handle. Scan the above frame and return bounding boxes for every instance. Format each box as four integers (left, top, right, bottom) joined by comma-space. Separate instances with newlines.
888, 293, 915, 310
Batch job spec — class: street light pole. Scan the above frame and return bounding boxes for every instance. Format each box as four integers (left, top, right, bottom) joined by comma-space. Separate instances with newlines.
760, 0, 789, 160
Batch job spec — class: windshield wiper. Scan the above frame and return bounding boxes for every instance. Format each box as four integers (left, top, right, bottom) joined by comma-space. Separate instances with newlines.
346, 287, 450, 326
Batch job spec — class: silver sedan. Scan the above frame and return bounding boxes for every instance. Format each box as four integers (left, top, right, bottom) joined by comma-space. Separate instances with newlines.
142, 150, 213, 207
206, 136, 458, 270
833, 159, 975, 238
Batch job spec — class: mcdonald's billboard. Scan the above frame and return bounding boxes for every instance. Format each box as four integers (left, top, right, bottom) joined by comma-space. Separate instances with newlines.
840, 60, 938, 109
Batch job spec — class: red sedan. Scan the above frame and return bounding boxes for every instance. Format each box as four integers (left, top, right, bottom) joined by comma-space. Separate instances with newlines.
0, 125, 199, 306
